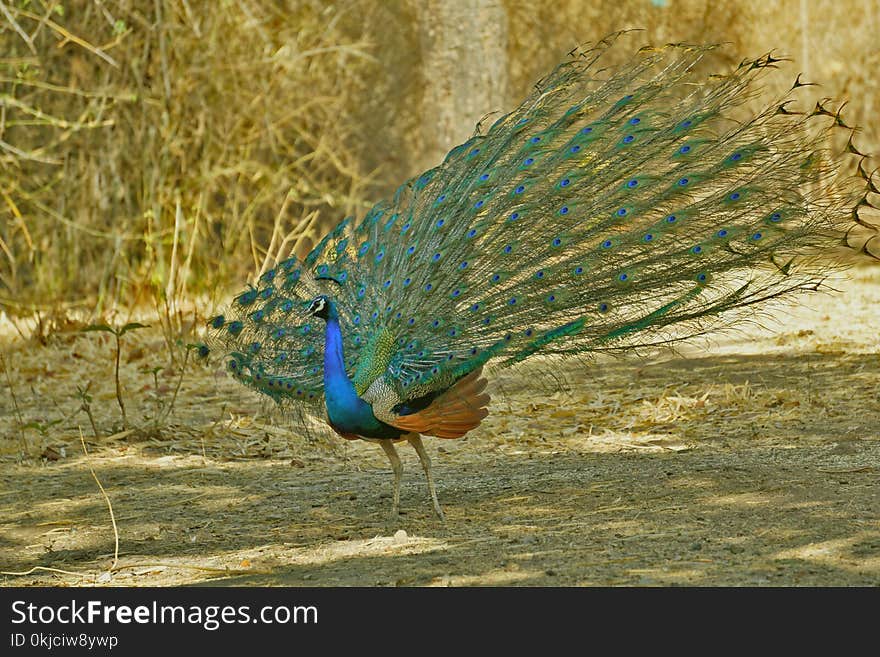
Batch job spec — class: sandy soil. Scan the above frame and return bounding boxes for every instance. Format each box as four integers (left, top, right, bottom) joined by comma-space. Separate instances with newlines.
1, 268, 878, 587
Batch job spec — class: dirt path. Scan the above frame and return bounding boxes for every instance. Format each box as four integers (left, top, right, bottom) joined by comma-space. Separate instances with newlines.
1, 269, 878, 586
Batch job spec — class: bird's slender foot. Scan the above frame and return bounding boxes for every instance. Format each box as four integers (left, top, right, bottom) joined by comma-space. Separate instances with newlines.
379, 439, 402, 519
406, 433, 445, 521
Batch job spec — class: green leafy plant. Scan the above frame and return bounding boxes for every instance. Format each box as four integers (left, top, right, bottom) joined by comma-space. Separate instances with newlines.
21, 418, 62, 438
81, 322, 148, 429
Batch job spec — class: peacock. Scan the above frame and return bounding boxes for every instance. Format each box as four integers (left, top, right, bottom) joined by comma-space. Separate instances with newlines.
202, 33, 878, 520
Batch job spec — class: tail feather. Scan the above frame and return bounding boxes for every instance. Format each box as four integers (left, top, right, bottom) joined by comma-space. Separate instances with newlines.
203, 32, 877, 416
389, 367, 491, 438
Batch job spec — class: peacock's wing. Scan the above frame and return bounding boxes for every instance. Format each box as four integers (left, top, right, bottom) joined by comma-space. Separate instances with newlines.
203, 253, 345, 409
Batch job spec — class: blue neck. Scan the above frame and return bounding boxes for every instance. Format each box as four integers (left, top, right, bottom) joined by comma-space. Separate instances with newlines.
320, 303, 401, 439
323, 316, 362, 414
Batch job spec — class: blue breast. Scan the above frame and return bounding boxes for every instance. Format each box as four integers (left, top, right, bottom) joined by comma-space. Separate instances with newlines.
323, 316, 403, 440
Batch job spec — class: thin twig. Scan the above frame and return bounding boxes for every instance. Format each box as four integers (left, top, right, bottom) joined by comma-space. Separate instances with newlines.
110, 562, 270, 575
166, 199, 182, 321
158, 347, 190, 424
7, 6, 119, 67
79, 428, 119, 571
0, 565, 85, 577
177, 192, 202, 310
112, 331, 127, 428
0, 1, 37, 54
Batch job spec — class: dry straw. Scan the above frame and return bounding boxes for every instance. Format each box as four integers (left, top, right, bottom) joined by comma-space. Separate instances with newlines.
1, 0, 374, 329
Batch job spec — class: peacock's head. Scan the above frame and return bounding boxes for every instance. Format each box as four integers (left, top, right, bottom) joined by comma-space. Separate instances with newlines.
307, 295, 333, 320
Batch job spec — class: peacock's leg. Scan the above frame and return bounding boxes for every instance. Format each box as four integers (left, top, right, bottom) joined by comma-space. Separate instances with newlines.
406, 433, 445, 521
379, 439, 402, 518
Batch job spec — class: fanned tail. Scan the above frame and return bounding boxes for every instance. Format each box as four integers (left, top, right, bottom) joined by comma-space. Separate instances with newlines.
203, 32, 878, 415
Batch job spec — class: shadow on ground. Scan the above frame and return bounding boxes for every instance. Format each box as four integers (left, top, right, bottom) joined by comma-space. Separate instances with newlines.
2, 347, 878, 586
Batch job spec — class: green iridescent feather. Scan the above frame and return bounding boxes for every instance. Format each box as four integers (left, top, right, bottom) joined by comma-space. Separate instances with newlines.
203, 32, 876, 418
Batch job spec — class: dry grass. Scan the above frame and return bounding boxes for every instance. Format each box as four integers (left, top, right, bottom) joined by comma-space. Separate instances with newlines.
1, 0, 375, 330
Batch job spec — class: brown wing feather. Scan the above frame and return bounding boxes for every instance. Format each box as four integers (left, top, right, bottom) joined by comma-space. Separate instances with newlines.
388, 367, 490, 439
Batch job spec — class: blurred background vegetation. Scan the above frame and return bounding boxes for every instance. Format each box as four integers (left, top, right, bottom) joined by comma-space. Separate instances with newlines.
1, 0, 878, 332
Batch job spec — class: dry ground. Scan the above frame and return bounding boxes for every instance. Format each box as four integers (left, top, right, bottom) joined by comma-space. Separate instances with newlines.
1, 268, 878, 587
